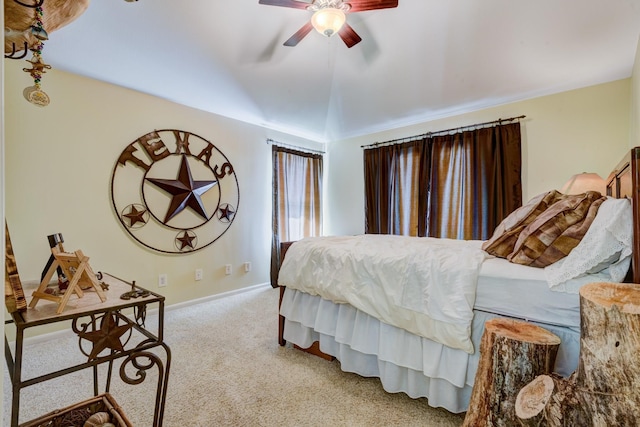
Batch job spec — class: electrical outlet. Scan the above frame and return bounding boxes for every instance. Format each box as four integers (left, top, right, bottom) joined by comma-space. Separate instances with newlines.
225, 264, 232, 275
195, 268, 203, 281
158, 273, 168, 287
244, 262, 251, 273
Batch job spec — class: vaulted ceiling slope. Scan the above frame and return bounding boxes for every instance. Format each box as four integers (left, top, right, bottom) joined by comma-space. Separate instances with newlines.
11, 0, 640, 142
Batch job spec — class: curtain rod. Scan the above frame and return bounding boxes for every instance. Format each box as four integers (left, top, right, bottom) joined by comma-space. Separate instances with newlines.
266, 138, 325, 155
361, 115, 526, 149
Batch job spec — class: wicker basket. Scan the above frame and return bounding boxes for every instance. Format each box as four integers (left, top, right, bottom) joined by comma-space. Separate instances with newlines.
20, 393, 132, 427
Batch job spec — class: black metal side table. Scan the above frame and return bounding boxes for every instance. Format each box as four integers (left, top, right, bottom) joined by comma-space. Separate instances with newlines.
4, 272, 171, 427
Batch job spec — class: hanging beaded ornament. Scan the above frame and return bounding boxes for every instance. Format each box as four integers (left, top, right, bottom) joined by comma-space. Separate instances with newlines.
22, 4, 51, 107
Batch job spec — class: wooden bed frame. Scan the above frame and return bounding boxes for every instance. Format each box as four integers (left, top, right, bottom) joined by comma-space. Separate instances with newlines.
606, 146, 640, 284
278, 146, 640, 350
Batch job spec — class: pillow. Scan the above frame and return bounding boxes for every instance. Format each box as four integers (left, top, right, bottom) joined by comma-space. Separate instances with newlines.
507, 191, 606, 267
482, 190, 564, 257
545, 197, 633, 292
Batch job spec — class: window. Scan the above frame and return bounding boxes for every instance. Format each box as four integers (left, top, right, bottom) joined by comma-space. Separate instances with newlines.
364, 122, 522, 240
270, 146, 323, 287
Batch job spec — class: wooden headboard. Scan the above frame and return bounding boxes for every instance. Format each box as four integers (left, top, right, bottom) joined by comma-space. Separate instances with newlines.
606, 146, 640, 283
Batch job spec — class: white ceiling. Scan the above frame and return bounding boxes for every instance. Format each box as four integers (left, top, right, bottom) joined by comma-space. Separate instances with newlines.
20, 0, 640, 142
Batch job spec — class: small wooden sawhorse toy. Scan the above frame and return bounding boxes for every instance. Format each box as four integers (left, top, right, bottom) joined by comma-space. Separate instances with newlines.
30, 239, 106, 314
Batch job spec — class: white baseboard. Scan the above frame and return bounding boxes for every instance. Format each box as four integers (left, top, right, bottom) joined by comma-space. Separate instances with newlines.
17, 327, 76, 346
164, 282, 271, 312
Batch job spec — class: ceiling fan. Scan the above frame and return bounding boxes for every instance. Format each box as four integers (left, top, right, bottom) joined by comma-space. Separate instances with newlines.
258, 0, 398, 48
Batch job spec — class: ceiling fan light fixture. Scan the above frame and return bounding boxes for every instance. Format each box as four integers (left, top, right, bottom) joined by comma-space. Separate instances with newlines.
311, 8, 346, 37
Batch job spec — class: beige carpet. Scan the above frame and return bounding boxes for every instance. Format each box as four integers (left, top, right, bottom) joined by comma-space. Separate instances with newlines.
4, 285, 465, 426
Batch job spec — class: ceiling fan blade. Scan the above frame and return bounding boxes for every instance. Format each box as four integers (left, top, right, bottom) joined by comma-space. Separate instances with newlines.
338, 23, 362, 48
346, 0, 398, 13
258, 0, 311, 10
284, 22, 314, 47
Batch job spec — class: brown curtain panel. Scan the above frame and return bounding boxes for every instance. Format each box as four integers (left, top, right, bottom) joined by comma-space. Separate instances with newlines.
364, 122, 521, 240
364, 139, 430, 236
270, 146, 323, 288
427, 122, 522, 239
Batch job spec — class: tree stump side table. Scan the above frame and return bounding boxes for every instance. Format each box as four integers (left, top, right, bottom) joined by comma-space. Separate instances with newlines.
462, 317, 561, 427
516, 282, 640, 426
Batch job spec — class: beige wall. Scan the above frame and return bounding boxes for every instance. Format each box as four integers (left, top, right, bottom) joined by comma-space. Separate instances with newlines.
326, 79, 632, 236
4, 60, 322, 307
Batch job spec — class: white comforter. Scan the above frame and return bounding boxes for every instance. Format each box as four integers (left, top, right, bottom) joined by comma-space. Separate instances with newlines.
278, 235, 488, 353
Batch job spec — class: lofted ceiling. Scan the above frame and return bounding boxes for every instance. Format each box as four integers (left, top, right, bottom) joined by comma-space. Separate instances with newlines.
6, 0, 640, 142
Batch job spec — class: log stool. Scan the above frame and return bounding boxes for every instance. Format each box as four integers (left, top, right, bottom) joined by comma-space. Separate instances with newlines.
462, 317, 561, 427
516, 282, 640, 426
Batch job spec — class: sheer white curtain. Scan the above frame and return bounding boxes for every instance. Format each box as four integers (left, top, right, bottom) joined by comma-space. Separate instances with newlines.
271, 146, 323, 287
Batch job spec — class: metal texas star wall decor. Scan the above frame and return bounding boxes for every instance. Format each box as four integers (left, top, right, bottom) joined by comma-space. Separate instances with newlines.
110, 129, 240, 254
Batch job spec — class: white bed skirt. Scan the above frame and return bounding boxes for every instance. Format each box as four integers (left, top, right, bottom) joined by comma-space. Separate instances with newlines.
280, 288, 581, 414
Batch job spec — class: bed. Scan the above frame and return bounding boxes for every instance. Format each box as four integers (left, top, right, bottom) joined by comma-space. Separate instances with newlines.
276, 147, 640, 414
